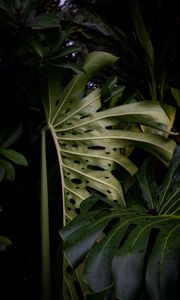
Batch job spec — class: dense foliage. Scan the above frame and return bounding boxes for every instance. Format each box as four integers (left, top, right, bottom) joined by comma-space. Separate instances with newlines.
0, 1, 179, 300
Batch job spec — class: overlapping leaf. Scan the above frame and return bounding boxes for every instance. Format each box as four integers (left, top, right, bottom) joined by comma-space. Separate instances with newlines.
60, 147, 180, 299
43, 51, 176, 221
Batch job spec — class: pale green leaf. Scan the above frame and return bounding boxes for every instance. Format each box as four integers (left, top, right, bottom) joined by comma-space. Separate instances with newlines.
43, 51, 176, 222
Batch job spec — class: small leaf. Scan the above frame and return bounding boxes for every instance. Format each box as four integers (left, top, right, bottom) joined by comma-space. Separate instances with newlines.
0, 159, 15, 181
0, 149, 28, 166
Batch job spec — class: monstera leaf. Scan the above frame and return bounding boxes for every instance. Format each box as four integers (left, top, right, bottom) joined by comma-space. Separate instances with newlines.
43, 51, 176, 222
59, 146, 180, 300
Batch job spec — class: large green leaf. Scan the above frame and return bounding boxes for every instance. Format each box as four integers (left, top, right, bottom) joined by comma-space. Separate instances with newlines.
43, 51, 176, 222
60, 159, 180, 300
60, 146, 180, 299
43, 51, 176, 221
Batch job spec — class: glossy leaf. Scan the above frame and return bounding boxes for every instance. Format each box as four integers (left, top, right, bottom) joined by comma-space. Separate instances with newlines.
60, 147, 180, 299
60, 196, 180, 299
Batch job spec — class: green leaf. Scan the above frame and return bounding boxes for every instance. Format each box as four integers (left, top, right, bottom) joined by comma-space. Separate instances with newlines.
136, 156, 158, 209
63, 213, 112, 269
60, 195, 180, 299
41, 129, 51, 300
27, 12, 60, 29
84, 220, 128, 291
146, 222, 180, 300
157, 146, 180, 214
171, 87, 180, 107
0, 149, 28, 166
129, 0, 154, 64
0, 159, 15, 181
43, 51, 176, 223
50, 62, 85, 74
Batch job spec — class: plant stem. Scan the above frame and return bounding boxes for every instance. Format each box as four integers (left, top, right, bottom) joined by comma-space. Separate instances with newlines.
41, 128, 51, 300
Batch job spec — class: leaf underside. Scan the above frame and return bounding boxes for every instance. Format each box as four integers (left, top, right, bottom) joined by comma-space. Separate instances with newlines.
43, 51, 176, 221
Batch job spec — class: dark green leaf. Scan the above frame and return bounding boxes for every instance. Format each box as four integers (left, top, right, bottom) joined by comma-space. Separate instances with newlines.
146, 222, 180, 300
0, 159, 15, 181
27, 12, 60, 29
0, 149, 28, 166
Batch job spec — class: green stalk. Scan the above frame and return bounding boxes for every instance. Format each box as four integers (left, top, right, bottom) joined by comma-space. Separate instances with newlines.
41, 128, 51, 300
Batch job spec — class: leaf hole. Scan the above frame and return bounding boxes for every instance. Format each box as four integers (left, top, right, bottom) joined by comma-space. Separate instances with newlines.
71, 178, 82, 184
105, 152, 110, 154
55, 99, 60, 106
74, 160, 80, 164
72, 144, 77, 148
86, 186, 107, 198
62, 143, 67, 146
67, 207, 71, 211
74, 280, 84, 299
75, 208, 81, 215
84, 129, 93, 133
105, 176, 109, 179
80, 114, 89, 119
87, 165, 104, 171
70, 198, 76, 204
66, 266, 73, 274
105, 125, 113, 129
107, 190, 111, 193
66, 122, 72, 125
87, 146, 105, 150
65, 108, 70, 113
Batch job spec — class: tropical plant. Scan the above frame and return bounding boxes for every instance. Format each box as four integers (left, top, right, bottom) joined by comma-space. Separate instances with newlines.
41, 50, 177, 299
0, 1, 179, 300
59, 145, 180, 300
